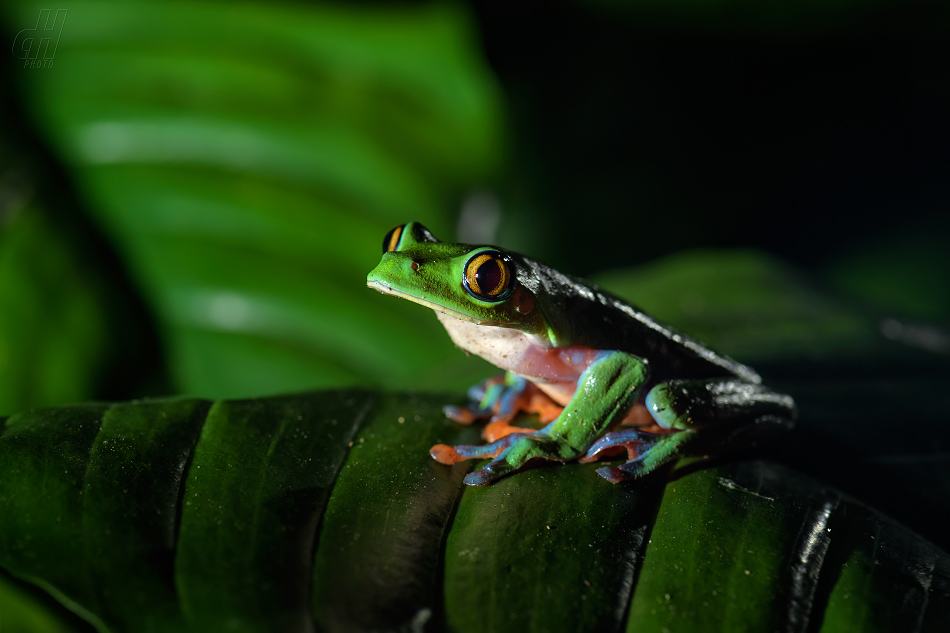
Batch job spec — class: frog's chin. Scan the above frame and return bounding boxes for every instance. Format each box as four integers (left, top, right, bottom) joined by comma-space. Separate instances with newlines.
367, 280, 515, 327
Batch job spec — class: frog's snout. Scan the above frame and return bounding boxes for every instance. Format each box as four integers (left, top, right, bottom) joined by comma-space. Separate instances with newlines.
366, 264, 388, 290
366, 275, 391, 293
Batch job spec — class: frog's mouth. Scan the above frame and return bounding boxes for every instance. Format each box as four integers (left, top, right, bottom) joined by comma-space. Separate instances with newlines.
367, 279, 516, 326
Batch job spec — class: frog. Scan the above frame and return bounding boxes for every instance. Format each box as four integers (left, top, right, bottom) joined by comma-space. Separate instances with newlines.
367, 222, 796, 486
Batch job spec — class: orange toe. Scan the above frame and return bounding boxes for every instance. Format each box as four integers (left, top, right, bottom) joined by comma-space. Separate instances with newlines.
430, 443, 463, 465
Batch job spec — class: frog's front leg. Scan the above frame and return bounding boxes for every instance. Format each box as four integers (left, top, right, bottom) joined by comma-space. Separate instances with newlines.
432, 351, 649, 486
584, 379, 796, 483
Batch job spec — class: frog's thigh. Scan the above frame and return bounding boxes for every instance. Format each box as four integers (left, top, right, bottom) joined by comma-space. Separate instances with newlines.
591, 379, 796, 483
645, 379, 796, 431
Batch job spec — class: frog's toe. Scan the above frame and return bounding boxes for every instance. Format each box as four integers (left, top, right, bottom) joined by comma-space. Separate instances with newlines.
463, 463, 507, 486
430, 443, 465, 464
463, 470, 492, 486
462, 450, 521, 486
596, 461, 647, 483
443, 404, 481, 425
579, 429, 660, 463
482, 416, 534, 442
430, 434, 521, 466
593, 429, 697, 483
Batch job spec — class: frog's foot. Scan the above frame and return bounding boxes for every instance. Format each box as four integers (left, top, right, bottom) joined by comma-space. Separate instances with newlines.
482, 416, 534, 442
432, 430, 577, 486
578, 429, 661, 463
445, 373, 563, 439
463, 432, 579, 486
430, 433, 523, 466
579, 428, 695, 483
480, 384, 563, 441
443, 375, 507, 425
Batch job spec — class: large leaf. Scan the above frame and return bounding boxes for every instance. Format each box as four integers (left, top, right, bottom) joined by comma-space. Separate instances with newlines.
2, 0, 503, 399
1, 392, 948, 632
593, 249, 881, 365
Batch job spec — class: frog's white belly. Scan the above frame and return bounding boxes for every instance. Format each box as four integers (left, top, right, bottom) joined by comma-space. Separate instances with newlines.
435, 312, 589, 407
436, 312, 544, 375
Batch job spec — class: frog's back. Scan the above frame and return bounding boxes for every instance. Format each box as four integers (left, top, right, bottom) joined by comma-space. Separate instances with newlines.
519, 256, 760, 385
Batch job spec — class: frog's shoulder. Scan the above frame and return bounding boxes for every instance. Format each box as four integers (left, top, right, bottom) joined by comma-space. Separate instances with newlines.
508, 252, 650, 336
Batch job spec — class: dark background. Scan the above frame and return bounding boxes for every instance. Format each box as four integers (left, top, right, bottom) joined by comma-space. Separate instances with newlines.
471, 2, 949, 280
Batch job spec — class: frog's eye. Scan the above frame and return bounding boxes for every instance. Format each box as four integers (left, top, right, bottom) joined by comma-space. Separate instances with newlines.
464, 251, 513, 301
382, 224, 405, 253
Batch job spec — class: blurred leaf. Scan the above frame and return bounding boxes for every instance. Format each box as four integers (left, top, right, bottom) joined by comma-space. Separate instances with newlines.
1, 393, 949, 632
593, 249, 883, 364
0, 569, 91, 633
3, 0, 504, 399
0, 202, 112, 415
827, 215, 950, 322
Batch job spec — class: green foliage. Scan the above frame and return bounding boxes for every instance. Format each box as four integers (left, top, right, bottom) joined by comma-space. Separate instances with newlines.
594, 249, 880, 363
1, 393, 949, 632
0, 208, 112, 415
5, 0, 503, 400
0, 570, 88, 633
827, 216, 950, 321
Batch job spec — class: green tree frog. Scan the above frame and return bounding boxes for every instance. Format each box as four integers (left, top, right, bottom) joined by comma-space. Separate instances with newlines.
367, 222, 796, 486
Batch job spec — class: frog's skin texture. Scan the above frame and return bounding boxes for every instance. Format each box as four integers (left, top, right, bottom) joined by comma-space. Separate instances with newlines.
367, 222, 796, 486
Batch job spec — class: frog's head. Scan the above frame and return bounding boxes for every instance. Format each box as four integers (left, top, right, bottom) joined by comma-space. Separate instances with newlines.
367, 222, 544, 332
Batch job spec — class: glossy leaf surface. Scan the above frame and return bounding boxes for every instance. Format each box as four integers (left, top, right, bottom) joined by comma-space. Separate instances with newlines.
1, 391, 948, 632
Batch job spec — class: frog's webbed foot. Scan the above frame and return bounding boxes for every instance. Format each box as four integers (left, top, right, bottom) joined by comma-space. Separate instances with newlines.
579, 428, 664, 463
430, 433, 522, 465
464, 432, 578, 486
432, 429, 578, 486
579, 428, 694, 483
442, 375, 505, 424
443, 373, 562, 442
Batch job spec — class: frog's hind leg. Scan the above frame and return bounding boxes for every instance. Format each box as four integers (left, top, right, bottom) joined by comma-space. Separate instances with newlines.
483, 383, 562, 441
443, 374, 509, 424
585, 379, 796, 483
444, 372, 562, 441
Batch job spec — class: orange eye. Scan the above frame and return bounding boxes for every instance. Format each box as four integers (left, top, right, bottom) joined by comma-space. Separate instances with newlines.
464, 252, 512, 301
382, 224, 404, 253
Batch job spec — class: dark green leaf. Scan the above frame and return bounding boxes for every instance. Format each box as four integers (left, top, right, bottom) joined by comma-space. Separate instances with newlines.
445, 463, 665, 632
0, 569, 91, 633
2, 392, 948, 632
176, 391, 373, 632
311, 394, 478, 632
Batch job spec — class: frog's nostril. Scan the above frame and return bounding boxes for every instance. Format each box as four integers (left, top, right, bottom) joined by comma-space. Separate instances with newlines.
411, 261, 420, 271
